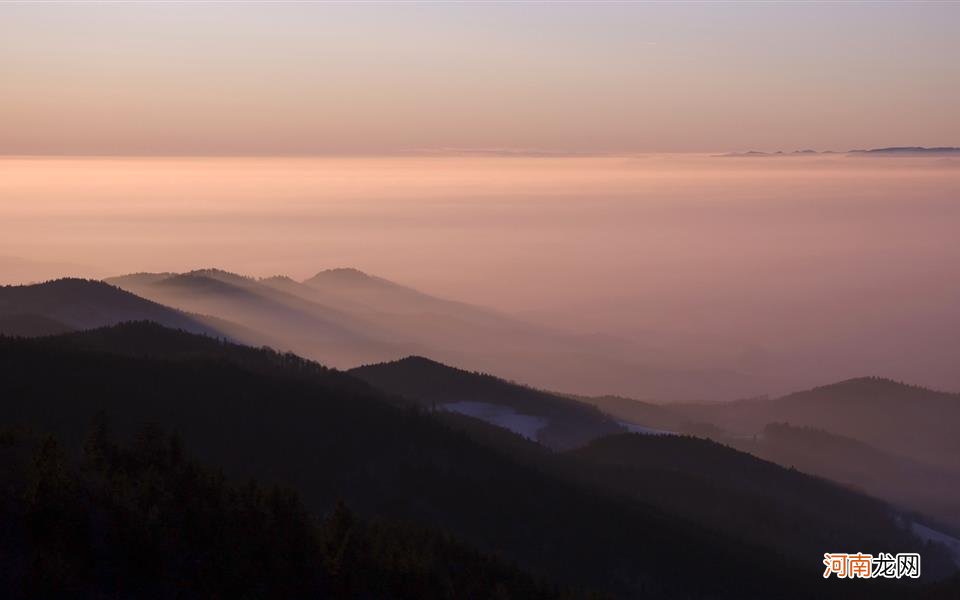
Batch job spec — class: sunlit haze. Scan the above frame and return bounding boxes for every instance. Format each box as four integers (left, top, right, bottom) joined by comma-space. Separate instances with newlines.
3, 154, 959, 397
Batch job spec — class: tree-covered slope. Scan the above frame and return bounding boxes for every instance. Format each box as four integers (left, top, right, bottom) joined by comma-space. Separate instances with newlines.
0, 426, 573, 599
351, 356, 624, 450
0, 279, 223, 338
1, 323, 954, 598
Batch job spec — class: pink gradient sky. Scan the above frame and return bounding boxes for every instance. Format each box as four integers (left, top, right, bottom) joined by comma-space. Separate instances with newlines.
1, 2, 958, 155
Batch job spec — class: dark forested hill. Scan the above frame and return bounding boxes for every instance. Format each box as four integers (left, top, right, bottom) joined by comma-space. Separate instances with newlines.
598, 379, 960, 532
563, 434, 956, 575
1, 324, 956, 598
350, 356, 625, 450
0, 426, 573, 599
0, 313, 73, 337
0, 279, 224, 338
0, 324, 792, 598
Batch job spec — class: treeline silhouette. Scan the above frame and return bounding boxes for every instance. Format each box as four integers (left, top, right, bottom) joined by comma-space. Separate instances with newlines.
351, 356, 625, 450
1, 322, 957, 598
0, 423, 579, 599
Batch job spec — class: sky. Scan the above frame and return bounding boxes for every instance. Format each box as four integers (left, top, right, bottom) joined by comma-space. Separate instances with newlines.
2, 1, 958, 155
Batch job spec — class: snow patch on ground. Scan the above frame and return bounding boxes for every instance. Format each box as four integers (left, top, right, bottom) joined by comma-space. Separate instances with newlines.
912, 522, 960, 566
442, 401, 548, 441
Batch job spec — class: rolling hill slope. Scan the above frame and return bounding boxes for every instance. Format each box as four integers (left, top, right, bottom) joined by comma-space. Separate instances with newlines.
0, 279, 224, 338
351, 356, 625, 450
672, 377, 960, 471
2, 322, 944, 598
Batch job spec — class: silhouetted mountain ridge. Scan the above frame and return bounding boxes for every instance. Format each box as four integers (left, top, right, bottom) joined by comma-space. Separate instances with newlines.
720, 146, 959, 157
351, 355, 625, 450
0, 279, 225, 339
672, 376, 960, 469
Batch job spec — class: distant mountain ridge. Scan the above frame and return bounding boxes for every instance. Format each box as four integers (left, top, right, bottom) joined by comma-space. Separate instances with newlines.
719, 146, 960, 157
104, 267, 760, 401
107, 269, 404, 368
671, 376, 960, 470
592, 376, 960, 529
736, 422, 960, 531
850, 146, 960, 155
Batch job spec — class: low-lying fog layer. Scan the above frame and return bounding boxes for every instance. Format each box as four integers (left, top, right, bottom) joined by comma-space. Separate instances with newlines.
2, 154, 959, 398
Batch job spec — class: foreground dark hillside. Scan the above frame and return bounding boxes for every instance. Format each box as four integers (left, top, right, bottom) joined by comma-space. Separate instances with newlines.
349, 357, 955, 575
0, 426, 572, 599
564, 434, 956, 574
0, 323, 955, 598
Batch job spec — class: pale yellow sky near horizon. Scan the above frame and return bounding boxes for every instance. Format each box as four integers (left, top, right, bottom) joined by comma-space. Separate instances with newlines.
2, 2, 958, 155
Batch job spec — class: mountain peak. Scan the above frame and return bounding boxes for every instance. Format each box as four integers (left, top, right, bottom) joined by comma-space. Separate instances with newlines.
304, 268, 409, 293
805, 376, 951, 398
395, 355, 445, 368
13, 277, 137, 297
183, 268, 252, 283
260, 275, 296, 284
307, 267, 374, 282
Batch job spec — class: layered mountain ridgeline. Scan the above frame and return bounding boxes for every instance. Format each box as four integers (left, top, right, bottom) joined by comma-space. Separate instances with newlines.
350, 356, 625, 450
0, 279, 224, 338
347, 356, 957, 576
718, 149, 837, 157
734, 424, 960, 533
573, 394, 720, 436
670, 377, 960, 472
562, 434, 957, 574
106, 269, 405, 368
849, 147, 960, 156
103, 268, 759, 402
593, 378, 960, 530
0, 427, 573, 599
719, 147, 960, 157
4, 323, 953, 597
